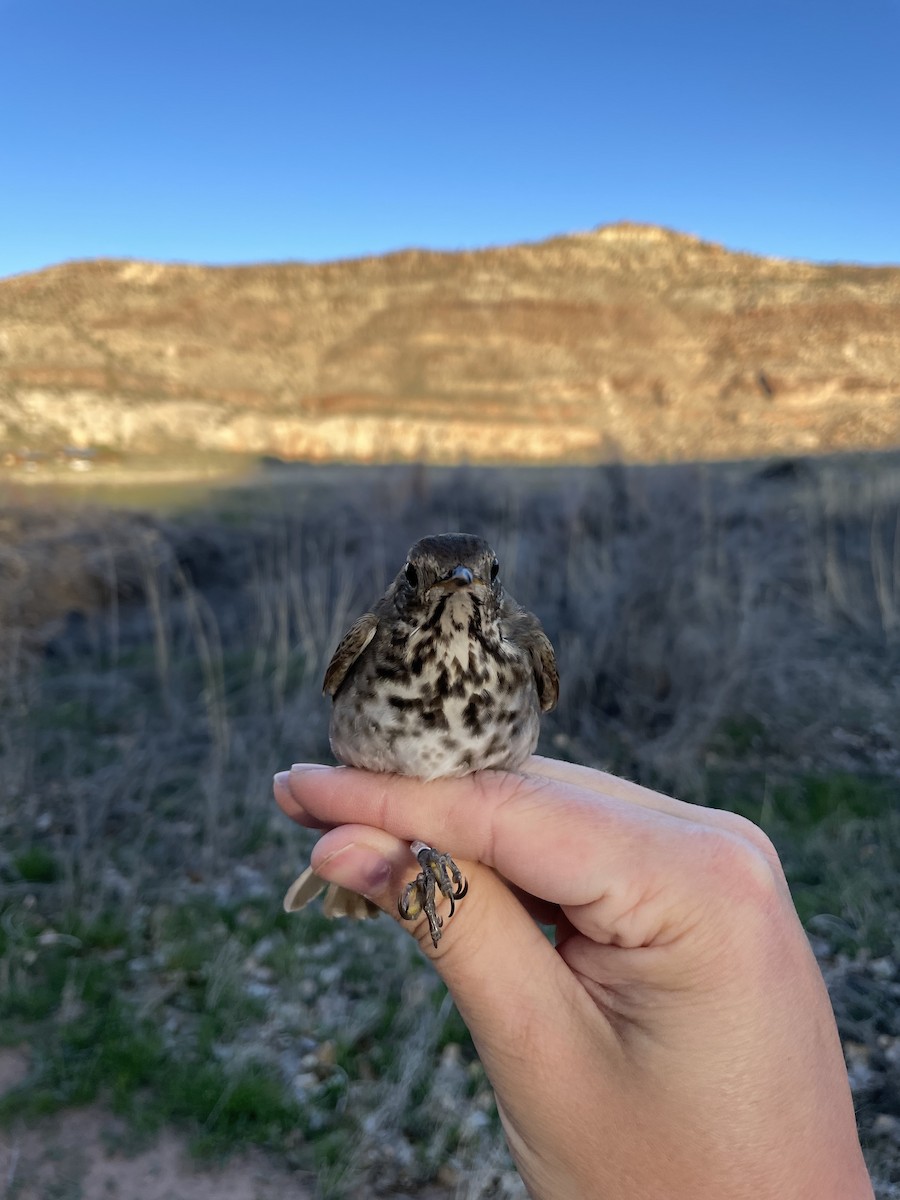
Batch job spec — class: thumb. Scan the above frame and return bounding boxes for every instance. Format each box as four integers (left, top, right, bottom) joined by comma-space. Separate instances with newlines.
307, 823, 589, 1078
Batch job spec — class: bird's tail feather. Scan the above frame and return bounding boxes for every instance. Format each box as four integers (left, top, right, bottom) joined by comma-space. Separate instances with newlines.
283, 865, 380, 919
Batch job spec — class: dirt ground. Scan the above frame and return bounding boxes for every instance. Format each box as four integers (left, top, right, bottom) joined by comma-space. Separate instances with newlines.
0, 1049, 464, 1200
1, 1042, 313, 1200
1, 1113, 313, 1200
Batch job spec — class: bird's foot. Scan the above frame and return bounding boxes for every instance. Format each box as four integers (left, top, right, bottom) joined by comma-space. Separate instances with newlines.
398, 840, 468, 948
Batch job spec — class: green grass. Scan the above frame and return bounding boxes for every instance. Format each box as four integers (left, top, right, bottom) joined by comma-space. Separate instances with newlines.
13, 846, 60, 883
0, 873, 486, 1180
0, 896, 313, 1159
709, 769, 893, 836
704, 772, 900, 956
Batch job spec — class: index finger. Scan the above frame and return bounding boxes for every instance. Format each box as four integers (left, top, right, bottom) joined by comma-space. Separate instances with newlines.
275, 759, 776, 912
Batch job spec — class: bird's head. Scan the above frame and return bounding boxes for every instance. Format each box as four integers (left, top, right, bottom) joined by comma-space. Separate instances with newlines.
392, 532, 502, 623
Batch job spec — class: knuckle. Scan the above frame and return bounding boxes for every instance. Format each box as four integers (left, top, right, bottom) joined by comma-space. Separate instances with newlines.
700, 825, 783, 904
711, 810, 786, 879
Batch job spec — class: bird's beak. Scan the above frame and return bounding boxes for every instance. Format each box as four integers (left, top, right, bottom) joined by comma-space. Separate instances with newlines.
432, 564, 480, 592
449, 565, 474, 586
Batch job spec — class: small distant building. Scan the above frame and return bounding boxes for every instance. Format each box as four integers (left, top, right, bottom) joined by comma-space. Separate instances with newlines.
58, 446, 98, 471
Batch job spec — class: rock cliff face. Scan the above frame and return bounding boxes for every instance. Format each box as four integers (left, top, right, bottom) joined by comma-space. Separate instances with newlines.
1, 223, 899, 463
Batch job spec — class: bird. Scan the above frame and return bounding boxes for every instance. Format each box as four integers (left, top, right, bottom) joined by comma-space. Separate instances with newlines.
283, 532, 558, 946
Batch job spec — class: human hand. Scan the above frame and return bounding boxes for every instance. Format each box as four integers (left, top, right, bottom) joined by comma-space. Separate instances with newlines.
274, 757, 873, 1200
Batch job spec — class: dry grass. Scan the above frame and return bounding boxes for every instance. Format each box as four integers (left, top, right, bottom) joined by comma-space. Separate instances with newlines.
1, 454, 899, 1196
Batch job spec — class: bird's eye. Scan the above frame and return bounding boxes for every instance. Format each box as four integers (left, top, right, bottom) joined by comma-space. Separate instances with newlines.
405, 562, 419, 588
490, 558, 500, 581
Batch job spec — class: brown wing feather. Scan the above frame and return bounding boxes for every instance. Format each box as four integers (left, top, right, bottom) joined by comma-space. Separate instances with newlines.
501, 608, 559, 712
322, 612, 378, 696
528, 626, 559, 712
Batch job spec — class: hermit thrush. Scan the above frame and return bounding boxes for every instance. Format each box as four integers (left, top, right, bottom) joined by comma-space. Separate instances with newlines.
283, 532, 558, 946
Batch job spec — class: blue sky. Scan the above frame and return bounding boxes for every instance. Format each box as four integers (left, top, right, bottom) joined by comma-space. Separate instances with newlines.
2, 0, 899, 278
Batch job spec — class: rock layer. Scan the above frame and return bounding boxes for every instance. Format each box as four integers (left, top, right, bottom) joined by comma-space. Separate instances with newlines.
1, 223, 898, 462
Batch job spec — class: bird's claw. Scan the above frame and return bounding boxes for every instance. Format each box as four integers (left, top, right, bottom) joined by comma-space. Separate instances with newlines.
398, 843, 468, 948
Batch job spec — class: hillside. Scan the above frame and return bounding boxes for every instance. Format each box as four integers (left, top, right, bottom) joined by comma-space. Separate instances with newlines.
1, 223, 899, 463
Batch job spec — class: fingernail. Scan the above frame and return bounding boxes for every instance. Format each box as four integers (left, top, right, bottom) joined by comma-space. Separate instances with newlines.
317, 843, 392, 895
291, 762, 332, 773
273, 770, 292, 788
